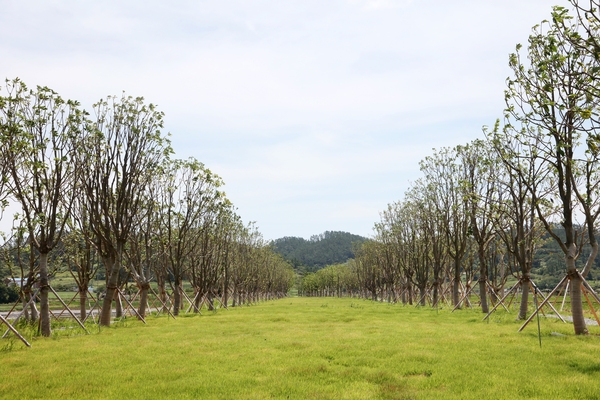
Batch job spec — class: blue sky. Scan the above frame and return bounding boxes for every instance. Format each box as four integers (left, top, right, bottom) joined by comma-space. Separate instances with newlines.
0, 0, 561, 240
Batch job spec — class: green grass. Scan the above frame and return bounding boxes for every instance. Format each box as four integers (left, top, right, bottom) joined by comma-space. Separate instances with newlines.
1, 297, 600, 399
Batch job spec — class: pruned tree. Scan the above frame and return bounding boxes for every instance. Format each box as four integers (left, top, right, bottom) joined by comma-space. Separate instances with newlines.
505, 7, 600, 334
488, 121, 553, 319
420, 147, 471, 307
0, 79, 84, 336
125, 190, 161, 319
0, 224, 39, 321
80, 94, 171, 326
458, 140, 501, 313
63, 223, 98, 321
157, 158, 225, 315
409, 179, 448, 307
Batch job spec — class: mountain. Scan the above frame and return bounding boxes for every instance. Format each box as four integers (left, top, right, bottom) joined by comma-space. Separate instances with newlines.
271, 231, 368, 273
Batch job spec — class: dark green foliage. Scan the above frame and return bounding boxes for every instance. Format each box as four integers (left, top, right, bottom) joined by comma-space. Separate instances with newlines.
0, 258, 9, 282
271, 231, 367, 272
531, 226, 600, 289
0, 282, 19, 304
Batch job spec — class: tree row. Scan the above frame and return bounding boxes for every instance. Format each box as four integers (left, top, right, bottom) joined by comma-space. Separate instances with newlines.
0, 80, 294, 337
301, 1, 600, 335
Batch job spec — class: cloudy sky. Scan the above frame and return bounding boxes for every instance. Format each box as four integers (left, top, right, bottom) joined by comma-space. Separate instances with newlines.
1, 0, 562, 240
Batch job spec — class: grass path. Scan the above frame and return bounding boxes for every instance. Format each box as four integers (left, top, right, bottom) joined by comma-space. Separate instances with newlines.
1, 298, 600, 399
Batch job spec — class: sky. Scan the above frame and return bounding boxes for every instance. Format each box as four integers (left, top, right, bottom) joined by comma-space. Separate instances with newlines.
0, 0, 564, 241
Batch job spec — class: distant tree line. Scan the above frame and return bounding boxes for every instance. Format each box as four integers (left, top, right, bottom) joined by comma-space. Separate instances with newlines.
0, 79, 294, 336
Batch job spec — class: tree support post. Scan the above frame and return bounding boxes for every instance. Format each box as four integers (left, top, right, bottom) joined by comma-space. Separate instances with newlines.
519, 275, 568, 332
0, 314, 31, 347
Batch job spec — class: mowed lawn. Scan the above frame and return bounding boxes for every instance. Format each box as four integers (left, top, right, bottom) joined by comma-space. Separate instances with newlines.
1, 297, 599, 399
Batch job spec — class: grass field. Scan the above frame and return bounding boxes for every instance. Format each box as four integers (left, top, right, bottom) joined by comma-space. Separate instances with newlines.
1, 297, 600, 399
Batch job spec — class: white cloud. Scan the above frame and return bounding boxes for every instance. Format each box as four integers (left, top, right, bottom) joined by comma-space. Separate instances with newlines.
0, 0, 561, 239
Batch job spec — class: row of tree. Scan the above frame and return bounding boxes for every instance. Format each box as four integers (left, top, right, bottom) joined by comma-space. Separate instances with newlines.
298, 262, 359, 297
0, 79, 294, 337
301, 1, 600, 335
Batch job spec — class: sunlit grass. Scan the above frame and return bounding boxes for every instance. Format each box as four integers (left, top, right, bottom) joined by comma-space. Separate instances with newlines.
1, 297, 600, 399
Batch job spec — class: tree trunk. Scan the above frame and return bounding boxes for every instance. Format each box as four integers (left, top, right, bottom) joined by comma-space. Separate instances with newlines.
173, 280, 182, 316
194, 290, 202, 313
567, 245, 588, 335
453, 259, 461, 307
138, 283, 149, 319
115, 292, 123, 318
222, 286, 229, 309
207, 292, 214, 311
478, 246, 488, 313
518, 277, 529, 320
24, 288, 38, 322
432, 275, 440, 308
419, 286, 427, 306
100, 256, 118, 326
158, 278, 168, 313
479, 278, 488, 314
38, 252, 51, 337
79, 287, 88, 321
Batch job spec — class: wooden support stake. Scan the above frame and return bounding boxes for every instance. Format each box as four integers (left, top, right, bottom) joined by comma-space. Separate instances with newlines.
487, 281, 509, 312
0, 314, 31, 347
529, 281, 565, 322
56, 291, 79, 319
48, 286, 89, 333
2, 288, 40, 339
483, 282, 519, 321
180, 288, 195, 313
560, 280, 570, 312
581, 285, 600, 326
116, 289, 146, 324
519, 275, 568, 332
82, 290, 100, 324
186, 290, 202, 314
149, 286, 176, 319
452, 284, 476, 312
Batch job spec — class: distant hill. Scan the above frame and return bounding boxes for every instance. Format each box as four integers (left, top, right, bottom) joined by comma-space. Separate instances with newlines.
271, 231, 368, 273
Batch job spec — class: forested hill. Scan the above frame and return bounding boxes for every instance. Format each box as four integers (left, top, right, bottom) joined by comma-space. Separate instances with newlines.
271, 231, 367, 272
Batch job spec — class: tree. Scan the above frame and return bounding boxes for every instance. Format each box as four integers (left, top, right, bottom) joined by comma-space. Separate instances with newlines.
420, 147, 471, 307
158, 158, 226, 315
63, 223, 99, 321
458, 140, 501, 313
0, 79, 84, 336
80, 94, 171, 326
488, 121, 552, 319
504, 7, 600, 334
409, 179, 448, 307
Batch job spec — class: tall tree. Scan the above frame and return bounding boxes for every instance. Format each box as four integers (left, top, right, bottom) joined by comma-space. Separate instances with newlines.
81, 94, 171, 326
458, 140, 500, 313
0, 79, 84, 336
488, 121, 552, 319
420, 147, 471, 307
158, 158, 225, 315
505, 7, 600, 334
